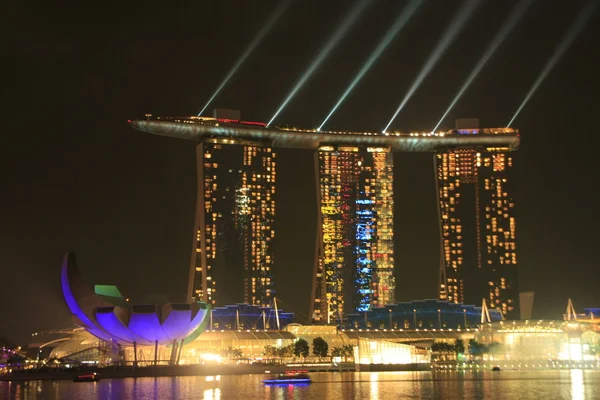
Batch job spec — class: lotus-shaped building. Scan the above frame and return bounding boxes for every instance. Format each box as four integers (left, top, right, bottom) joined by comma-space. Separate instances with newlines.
61, 252, 209, 347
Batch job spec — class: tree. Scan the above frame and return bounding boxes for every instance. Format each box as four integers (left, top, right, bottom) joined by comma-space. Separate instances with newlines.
220, 346, 243, 359
332, 347, 342, 357
264, 345, 278, 358
342, 345, 354, 362
586, 344, 600, 355
331, 345, 353, 362
487, 342, 503, 355
431, 341, 457, 361
454, 339, 465, 355
468, 339, 488, 357
431, 341, 454, 353
294, 339, 309, 359
6, 353, 26, 365
312, 337, 329, 360
278, 344, 294, 358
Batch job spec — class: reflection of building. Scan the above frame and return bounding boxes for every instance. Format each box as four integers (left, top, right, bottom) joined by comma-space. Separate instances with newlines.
346, 299, 502, 330
311, 145, 394, 323
436, 122, 519, 319
189, 138, 276, 307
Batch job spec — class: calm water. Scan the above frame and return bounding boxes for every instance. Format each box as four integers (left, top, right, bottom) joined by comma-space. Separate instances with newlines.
1, 370, 599, 399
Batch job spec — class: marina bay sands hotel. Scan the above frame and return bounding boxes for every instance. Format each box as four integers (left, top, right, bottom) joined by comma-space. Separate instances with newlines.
130, 111, 520, 321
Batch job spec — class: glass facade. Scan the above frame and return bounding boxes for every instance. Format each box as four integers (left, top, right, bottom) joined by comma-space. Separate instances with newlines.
189, 138, 276, 307
311, 145, 394, 323
476, 321, 600, 363
436, 147, 519, 318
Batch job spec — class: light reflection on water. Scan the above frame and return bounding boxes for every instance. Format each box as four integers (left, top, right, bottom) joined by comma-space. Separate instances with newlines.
369, 372, 378, 400
1, 371, 599, 400
572, 369, 584, 400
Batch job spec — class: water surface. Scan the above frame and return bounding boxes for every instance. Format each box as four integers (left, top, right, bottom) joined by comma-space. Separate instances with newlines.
1, 370, 599, 399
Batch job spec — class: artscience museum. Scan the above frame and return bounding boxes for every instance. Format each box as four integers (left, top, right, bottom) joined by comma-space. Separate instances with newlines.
61, 252, 210, 364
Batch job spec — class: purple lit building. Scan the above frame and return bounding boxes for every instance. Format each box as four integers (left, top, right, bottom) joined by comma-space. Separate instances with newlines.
61, 252, 209, 365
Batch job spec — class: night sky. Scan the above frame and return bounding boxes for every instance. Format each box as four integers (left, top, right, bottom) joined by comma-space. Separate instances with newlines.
4, 1, 599, 344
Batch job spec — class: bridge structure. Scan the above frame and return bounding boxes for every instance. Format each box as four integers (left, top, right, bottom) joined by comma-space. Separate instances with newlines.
129, 115, 521, 324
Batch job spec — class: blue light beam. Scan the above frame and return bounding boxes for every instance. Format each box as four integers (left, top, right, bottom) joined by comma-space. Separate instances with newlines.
318, 0, 422, 131
382, 0, 482, 133
197, 0, 293, 116
267, 0, 369, 127
507, 0, 599, 127
432, 0, 535, 133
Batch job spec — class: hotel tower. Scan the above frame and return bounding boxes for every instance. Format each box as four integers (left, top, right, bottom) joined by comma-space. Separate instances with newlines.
187, 128, 276, 307
311, 145, 395, 323
436, 120, 519, 319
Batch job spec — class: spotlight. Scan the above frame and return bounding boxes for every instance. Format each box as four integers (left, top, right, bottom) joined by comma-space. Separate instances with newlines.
197, 0, 293, 116
382, 0, 482, 133
318, 0, 422, 131
267, 0, 370, 127
508, 0, 599, 127
433, 0, 534, 133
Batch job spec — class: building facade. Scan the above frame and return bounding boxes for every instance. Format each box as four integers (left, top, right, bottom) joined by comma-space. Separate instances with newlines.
436, 144, 519, 318
188, 138, 276, 307
311, 145, 395, 323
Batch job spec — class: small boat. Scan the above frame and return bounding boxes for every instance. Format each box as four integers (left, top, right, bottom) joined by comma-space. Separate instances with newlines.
492, 366, 501, 372
73, 372, 101, 382
263, 369, 311, 385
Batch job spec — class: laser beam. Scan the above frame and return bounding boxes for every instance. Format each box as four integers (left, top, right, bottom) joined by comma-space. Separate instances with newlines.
432, 0, 534, 133
507, 0, 599, 127
318, 0, 422, 131
267, 0, 369, 127
382, 0, 482, 133
197, 0, 293, 116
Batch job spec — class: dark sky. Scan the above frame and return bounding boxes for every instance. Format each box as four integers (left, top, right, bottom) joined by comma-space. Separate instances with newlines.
3, 0, 599, 344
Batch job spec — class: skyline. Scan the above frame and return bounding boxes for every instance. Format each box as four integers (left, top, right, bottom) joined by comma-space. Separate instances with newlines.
4, 0, 600, 344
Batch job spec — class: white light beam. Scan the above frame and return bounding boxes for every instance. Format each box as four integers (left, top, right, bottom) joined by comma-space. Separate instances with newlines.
382, 0, 482, 133
433, 0, 535, 133
508, 0, 599, 127
267, 0, 369, 127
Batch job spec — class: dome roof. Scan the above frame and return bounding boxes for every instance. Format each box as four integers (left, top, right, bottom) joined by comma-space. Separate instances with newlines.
61, 252, 208, 346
